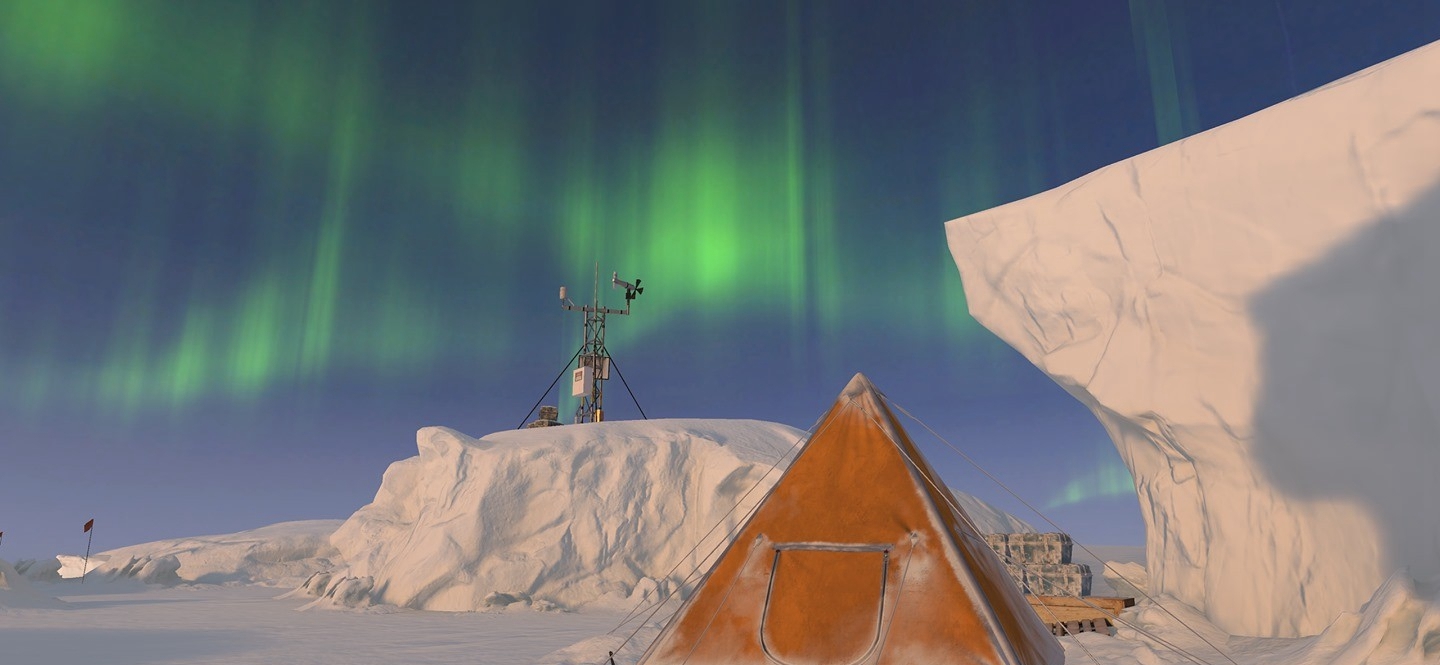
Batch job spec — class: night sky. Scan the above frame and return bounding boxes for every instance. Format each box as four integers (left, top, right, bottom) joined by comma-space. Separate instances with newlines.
2, 1, 1437, 563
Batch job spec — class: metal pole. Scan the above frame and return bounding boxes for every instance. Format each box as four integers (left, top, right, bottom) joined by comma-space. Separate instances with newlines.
81, 524, 93, 584
592, 262, 603, 422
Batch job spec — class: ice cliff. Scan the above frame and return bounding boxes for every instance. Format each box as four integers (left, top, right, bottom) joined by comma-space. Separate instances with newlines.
309, 419, 1033, 612
947, 40, 1440, 638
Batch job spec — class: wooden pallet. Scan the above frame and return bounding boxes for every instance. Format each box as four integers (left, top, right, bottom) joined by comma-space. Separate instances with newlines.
1046, 617, 1111, 636
1026, 595, 1135, 636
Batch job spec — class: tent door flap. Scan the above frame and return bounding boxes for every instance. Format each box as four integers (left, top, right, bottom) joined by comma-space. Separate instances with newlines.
760, 543, 890, 665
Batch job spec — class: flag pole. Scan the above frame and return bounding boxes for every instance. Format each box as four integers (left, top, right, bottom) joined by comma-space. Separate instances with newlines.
81, 519, 94, 584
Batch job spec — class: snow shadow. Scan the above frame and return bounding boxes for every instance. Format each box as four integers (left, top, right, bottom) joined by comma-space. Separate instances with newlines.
0, 627, 258, 665
1250, 178, 1440, 584
61, 596, 206, 610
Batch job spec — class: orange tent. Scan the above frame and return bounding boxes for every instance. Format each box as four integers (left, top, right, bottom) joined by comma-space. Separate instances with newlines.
638, 373, 1063, 665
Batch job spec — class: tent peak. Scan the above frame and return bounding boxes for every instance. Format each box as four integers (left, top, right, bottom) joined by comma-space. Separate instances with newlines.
840, 372, 880, 401
837, 373, 889, 418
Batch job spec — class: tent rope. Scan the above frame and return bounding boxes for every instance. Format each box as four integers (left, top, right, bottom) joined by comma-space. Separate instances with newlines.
605, 413, 815, 635
606, 500, 761, 660
679, 539, 765, 664
606, 409, 827, 638
877, 394, 1239, 665
855, 401, 1219, 665
598, 406, 841, 663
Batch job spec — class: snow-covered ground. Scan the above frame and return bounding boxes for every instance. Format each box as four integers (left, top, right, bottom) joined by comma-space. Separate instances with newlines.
0, 582, 624, 665
7, 552, 1437, 665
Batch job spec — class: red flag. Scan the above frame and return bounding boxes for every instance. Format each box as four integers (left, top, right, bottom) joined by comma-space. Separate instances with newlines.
84, 519, 94, 533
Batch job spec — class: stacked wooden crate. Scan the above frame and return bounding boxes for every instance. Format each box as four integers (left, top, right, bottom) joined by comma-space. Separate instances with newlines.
984, 532, 1091, 596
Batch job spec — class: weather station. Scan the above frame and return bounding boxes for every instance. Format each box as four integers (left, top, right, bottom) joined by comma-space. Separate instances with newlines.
518, 264, 647, 427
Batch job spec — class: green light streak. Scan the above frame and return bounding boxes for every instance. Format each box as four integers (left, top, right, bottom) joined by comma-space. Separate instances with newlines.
302, 57, 370, 376
263, 11, 331, 150
1128, 0, 1199, 145
15, 320, 58, 411
363, 278, 441, 372
164, 307, 214, 406
229, 271, 286, 396
939, 8, 1005, 342
940, 245, 986, 341
1047, 455, 1137, 509
784, 0, 808, 336
804, 4, 842, 337
452, 101, 529, 230
0, 1, 127, 102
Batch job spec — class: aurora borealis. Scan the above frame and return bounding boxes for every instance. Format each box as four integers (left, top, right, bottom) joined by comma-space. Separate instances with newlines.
3, 1, 1437, 560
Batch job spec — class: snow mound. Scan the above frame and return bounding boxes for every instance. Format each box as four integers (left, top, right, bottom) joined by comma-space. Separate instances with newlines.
12, 558, 62, 582
947, 40, 1440, 638
1103, 561, 1150, 599
955, 488, 1036, 534
1297, 572, 1440, 665
75, 520, 343, 587
0, 558, 68, 610
55, 554, 107, 579
1102, 575, 1440, 665
313, 419, 1032, 612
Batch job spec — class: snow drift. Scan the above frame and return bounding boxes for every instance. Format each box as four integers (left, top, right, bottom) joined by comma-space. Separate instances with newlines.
0, 558, 67, 610
55, 554, 106, 579
947, 40, 1440, 638
57, 520, 343, 587
11, 558, 61, 583
309, 419, 1033, 612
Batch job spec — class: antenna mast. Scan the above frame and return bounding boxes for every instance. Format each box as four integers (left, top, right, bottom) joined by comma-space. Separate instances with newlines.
559, 263, 643, 423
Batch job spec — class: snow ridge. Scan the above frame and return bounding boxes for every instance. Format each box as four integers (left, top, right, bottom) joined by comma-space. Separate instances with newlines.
59, 520, 343, 587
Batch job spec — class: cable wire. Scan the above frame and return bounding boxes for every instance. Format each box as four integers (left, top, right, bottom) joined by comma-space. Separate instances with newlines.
602, 350, 648, 420
516, 345, 583, 429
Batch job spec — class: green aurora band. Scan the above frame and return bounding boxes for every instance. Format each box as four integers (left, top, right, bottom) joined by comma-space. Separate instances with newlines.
0, 2, 1193, 418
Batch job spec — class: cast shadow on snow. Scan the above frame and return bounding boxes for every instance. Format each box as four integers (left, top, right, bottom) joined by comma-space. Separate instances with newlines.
1249, 176, 1440, 586
60, 596, 206, 610
0, 627, 259, 664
